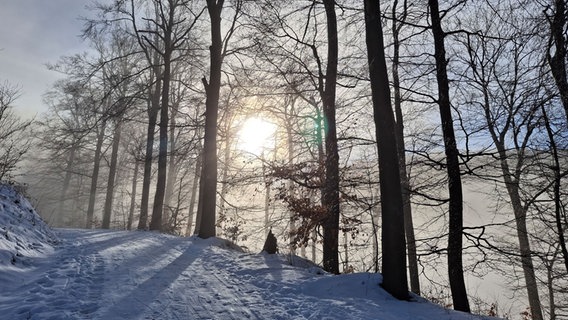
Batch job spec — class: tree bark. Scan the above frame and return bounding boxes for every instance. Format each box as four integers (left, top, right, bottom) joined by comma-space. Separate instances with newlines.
163, 100, 179, 231
102, 120, 122, 229
261, 152, 271, 237
364, 0, 409, 300
391, 0, 420, 295
56, 143, 77, 227
500, 163, 544, 320
150, 2, 176, 231
218, 132, 232, 236
546, 263, 557, 320
197, 0, 225, 239
427, 0, 469, 312
321, 0, 341, 275
186, 154, 201, 236
285, 98, 297, 255
86, 120, 106, 229
542, 106, 568, 273
547, 0, 568, 122
138, 67, 161, 230
127, 159, 139, 231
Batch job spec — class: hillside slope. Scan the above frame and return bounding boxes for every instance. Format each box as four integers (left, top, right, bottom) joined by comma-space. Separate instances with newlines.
0, 184, 496, 319
0, 183, 57, 269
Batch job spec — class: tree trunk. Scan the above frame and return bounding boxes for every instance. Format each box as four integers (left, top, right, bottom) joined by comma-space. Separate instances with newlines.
86, 120, 106, 229
285, 99, 297, 255
55, 143, 77, 227
163, 101, 179, 231
186, 154, 201, 236
475, 31, 544, 319
72, 175, 86, 228
102, 120, 122, 229
311, 229, 317, 262
315, 110, 324, 265
262, 152, 271, 237
197, 0, 225, 239
371, 205, 380, 273
427, 0, 469, 311
150, 5, 175, 231
542, 105, 568, 274
321, 0, 341, 276
127, 159, 139, 231
364, 0, 409, 300
504, 178, 544, 320
138, 68, 161, 230
170, 178, 184, 230
547, 262, 557, 320
391, 0, 420, 295
218, 133, 232, 236
492, 144, 543, 320
547, 0, 568, 122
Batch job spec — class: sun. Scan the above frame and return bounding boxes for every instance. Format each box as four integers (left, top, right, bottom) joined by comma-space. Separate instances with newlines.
237, 117, 277, 156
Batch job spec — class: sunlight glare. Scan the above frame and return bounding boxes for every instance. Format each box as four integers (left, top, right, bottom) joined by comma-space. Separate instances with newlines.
237, 117, 277, 156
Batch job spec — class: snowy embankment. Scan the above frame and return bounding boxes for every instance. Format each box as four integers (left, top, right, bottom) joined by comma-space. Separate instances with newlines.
0, 184, 496, 319
0, 183, 58, 269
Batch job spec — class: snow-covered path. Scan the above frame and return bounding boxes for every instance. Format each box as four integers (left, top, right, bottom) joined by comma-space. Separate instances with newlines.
2, 229, 282, 319
0, 228, 492, 320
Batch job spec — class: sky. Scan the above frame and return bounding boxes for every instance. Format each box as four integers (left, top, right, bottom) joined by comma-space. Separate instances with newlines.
0, 182, 495, 319
0, 1, 94, 118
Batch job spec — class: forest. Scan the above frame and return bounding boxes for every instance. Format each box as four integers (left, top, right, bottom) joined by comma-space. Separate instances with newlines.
0, 0, 567, 319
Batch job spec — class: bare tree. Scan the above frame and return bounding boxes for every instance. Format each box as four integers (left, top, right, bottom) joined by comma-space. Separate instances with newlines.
148, 0, 201, 231
545, 0, 568, 122
389, 0, 420, 295
126, 139, 143, 230
196, 0, 226, 238
427, 0, 469, 312
541, 105, 568, 274
37, 78, 94, 227
100, 31, 136, 229
320, 0, 341, 275
456, 10, 545, 317
197, 0, 242, 238
240, 0, 346, 272
0, 81, 32, 181
363, 0, 409, 300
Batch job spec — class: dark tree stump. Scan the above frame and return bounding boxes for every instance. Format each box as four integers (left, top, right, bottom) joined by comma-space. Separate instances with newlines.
262, 229, 278, 254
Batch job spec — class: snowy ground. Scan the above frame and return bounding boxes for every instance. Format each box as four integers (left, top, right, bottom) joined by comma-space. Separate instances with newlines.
0, 184, 496, 319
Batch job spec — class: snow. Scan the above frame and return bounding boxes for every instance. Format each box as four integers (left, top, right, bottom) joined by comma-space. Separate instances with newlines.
0, 183, 58, 271
0, 183, 496, 319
